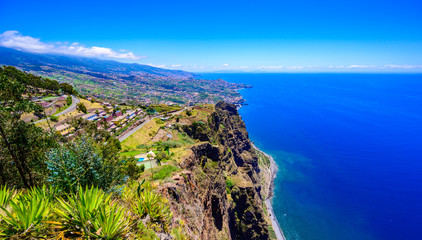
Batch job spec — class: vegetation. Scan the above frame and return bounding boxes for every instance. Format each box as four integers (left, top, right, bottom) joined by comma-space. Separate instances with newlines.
0, 66, 76, 95
152, 165, 178, 180
49, 115, 59, 122
46, 136, 125, 193
0, 70, 57, 187
66, 95, 72, 105
225, 177, 234, 194
0, 184, 175, 239
77, 102, 88, 113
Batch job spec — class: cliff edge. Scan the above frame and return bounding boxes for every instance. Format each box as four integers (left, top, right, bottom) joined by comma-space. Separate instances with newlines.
157, 102, 276, 239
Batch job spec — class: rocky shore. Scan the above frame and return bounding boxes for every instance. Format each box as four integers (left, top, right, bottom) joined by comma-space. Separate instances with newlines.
253, 144, 286, 240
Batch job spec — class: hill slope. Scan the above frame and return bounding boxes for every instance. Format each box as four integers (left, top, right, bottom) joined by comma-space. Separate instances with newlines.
0, 47, 248, 105
0, 46, 196, 79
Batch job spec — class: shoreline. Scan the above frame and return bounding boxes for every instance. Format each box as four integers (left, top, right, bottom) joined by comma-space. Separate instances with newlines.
252, 143, 286, 240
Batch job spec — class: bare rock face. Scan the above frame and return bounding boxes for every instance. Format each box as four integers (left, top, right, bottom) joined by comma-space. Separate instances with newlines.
160, 102, 270, 240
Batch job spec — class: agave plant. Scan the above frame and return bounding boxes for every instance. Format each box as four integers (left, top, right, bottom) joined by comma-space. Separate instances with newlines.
90, 201, 129, 239
0, 188, 50, 238
55, 186, 127, 239
0, 185, 13, 208
131, 189, 172, 223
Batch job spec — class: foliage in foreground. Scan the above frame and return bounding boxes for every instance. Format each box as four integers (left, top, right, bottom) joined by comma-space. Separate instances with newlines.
0, 183, 182, 239
46, 136, 125, 193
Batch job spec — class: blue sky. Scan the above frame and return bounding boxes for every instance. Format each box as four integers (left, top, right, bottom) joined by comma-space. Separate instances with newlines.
1, 0, 422, 72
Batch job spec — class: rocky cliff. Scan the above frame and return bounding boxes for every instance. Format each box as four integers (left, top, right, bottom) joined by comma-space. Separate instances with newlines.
158, 102, 273, 239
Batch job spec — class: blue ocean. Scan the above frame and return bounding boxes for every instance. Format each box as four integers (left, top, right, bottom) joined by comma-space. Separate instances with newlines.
202, 73, 422, 240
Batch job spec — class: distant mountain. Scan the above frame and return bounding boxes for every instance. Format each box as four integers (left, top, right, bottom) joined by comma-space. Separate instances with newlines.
0, 47, 246, 105
0, 47, 197, 79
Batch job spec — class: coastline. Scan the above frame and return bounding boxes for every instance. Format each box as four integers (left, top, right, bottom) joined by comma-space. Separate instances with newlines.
252, 143, 286, 240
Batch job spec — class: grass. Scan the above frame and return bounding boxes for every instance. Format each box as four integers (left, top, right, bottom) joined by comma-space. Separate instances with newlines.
120, 150, 143, 157
42, 96, 58, 101
80, 98, 102, 110
121, 119, 163, 150
150, 104, 183, 113
152, 165, 178, 180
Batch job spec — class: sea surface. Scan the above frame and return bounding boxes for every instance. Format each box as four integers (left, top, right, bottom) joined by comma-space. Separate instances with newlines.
201, 73, 422, 240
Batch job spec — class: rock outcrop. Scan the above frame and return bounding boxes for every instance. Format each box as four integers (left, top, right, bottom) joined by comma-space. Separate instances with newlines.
160, 102, 271, 240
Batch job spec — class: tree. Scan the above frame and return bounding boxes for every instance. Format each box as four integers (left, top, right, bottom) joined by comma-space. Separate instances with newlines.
50, 115, 59, 122
124, 157, 144, 180
155, 151, 168, 166
0, 72, 57, 188
77, 102, 87, 114
46, 136, 124, 193
66, 96, 72, 106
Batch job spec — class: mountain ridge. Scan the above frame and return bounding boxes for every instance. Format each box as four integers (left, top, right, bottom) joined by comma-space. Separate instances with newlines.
0, 46, 197, 79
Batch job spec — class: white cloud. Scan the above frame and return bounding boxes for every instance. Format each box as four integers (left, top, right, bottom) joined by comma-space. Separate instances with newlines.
222, 63, 229, 67
146, 63, 167, 68
0, 30, 143, 60
258, 65, 283, 69
382, 64, 422, 69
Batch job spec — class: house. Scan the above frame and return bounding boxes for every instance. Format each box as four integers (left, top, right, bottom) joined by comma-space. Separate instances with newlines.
112, 115, 126, 124
126, 110, 136, 119
55, 124, 74, 136
82, 113, 98, 121
104, 115, 113, 122
113, 110, 123, 117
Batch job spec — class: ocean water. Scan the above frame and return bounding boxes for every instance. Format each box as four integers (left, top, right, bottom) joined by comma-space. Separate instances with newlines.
201, 73, 422, 240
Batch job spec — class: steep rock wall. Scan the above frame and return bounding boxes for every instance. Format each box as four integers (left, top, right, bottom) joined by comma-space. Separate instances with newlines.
159, 102, 270, 240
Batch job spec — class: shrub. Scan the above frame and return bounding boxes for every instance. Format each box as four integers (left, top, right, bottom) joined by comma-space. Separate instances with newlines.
50, 115, 59, 122
0, 185, 13, 207
66, 96, 72, 106
225, 178, 234, 194
55, 186, 128, 239
46, 136, 124, 193
76, 102, 87, 113
0, 187, 51, 238
124, 157, 144, 180
131, 189, 172, 227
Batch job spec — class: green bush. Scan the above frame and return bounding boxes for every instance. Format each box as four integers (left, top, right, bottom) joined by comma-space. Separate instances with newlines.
131, 189, 172, 225
76, 102, 87, 113
225, 178, 234, 194
66, 96, 72, 106
50, 115, 59, 122
55, 186, 128, 239
46, 136, 125, 193
0, 187, 51, 238
124, 157, 144, 180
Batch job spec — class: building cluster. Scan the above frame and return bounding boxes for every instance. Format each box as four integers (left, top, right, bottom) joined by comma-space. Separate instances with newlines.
54, 103, 144, 136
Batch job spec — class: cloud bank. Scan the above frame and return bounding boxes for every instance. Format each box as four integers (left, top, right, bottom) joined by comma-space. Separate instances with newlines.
0, 31, 142, 60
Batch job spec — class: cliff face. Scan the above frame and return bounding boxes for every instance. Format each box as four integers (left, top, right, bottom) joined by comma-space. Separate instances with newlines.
158, 102, 271, 239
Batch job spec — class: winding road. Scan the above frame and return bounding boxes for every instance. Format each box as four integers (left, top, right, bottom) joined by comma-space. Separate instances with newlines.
34, 95, 80, 124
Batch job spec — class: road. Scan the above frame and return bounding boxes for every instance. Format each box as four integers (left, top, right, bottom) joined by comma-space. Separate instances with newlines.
34, 95, 80, 124
118, 107, 189, 142
118, 116, 156, 142
55, 95, 80, 116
